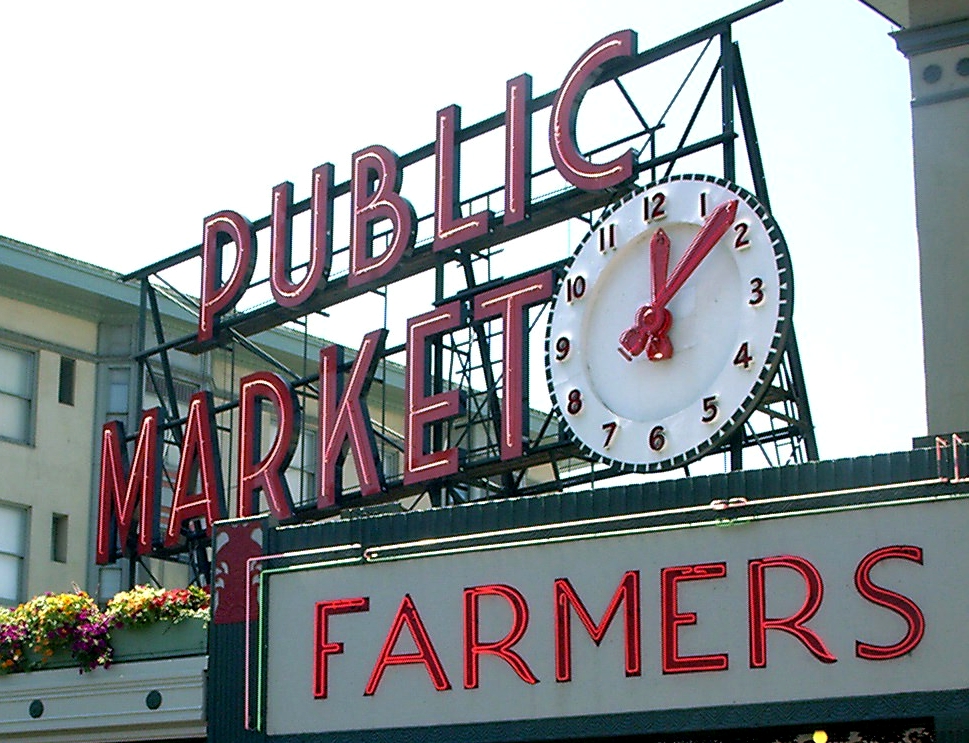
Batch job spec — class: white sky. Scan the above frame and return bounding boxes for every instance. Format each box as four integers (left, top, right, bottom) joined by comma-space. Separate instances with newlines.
0, 0, 923, 463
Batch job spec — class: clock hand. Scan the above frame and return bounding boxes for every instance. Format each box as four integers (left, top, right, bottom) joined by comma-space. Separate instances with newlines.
618, 199, 738, 361
653, 199, 738, 310
619, 229, 669, 358
651, 226, 670, 304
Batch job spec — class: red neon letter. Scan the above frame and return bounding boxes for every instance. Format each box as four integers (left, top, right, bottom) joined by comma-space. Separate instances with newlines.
365, 594, 451, 695
661, 563, 728, 674
318, 329, 387, 508
748, 555, 837, 668
434, 105, 493, 252
404, 302, 464, 485
855, 545, 925, 660
464, 584, 538, 689
314, 597, 369, 699
96, 410, 160, 564
237, 372, 299, 520
270, 164, 333, 308
473, 272, 553, 460
349, 145, 416, 288
554, 571, 641, 682
504, 74, 532, 227
199, 210, 257, 343
165, 392, 227, 548
549, 30, 637, 191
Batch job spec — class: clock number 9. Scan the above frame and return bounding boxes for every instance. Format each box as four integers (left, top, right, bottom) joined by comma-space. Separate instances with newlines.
649, 425, 666, 452
566, 275, 586, 303
566, 389, 583, 415
554, 336, 571, 361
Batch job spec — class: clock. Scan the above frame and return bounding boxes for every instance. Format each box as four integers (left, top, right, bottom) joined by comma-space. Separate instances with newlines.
545, 174, 792, 472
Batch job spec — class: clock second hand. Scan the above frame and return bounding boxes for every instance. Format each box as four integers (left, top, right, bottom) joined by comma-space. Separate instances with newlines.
618, 198, 739, 361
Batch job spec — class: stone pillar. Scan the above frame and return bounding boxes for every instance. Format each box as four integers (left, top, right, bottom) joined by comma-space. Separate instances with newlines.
893, 13, 969, 436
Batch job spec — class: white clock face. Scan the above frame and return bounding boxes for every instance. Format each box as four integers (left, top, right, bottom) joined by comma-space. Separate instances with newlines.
545, 175, 792, 472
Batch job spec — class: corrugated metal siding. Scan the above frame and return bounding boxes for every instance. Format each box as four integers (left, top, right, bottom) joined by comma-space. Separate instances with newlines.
268, 448, 940, 556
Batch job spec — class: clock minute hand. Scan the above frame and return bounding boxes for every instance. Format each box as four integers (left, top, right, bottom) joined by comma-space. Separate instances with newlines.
652, 199, 738, 311
617, 199, 739, 362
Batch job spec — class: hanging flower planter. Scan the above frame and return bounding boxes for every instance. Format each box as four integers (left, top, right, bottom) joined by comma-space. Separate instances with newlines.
0, 584, 209, 674
106, 585, 210, 663
0, 589, 112, 673
110, 615, 208, 662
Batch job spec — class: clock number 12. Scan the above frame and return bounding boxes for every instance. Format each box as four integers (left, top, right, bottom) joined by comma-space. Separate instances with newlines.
644, 192, 666, 222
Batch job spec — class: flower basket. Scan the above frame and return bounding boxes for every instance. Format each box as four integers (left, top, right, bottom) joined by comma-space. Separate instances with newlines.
0, 584, 210, 674
110, 616, 207, 662
8, 590, 112, 672
106, 584, 210, 663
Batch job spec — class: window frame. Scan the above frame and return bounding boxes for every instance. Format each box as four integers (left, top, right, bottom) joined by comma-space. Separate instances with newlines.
0, 501, 29, 605
0, 343, 37, 446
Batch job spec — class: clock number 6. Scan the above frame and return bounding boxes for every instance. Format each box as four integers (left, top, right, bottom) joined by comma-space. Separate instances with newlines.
566, 389, 583, 415
649, 425, 666, 452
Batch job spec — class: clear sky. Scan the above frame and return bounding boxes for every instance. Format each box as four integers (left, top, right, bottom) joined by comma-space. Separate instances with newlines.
0, 0, 922, 463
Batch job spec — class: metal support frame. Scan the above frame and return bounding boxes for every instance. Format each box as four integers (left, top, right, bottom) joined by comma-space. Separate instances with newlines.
115, 0, 815, 568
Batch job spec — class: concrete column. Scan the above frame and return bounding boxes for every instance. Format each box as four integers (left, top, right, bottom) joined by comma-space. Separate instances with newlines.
893, 13, 969, 436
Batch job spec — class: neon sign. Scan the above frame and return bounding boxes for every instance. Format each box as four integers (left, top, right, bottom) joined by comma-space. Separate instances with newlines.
96, 30, 640, 564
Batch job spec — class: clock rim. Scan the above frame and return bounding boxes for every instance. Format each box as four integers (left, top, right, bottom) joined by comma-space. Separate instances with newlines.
544, 173, 794, 473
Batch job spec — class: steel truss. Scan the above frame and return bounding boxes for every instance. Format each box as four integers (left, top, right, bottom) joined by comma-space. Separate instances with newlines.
119, 0, 815, 576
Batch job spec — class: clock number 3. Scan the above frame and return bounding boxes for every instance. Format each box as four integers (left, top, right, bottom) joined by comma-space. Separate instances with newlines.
749, 277, 765, 306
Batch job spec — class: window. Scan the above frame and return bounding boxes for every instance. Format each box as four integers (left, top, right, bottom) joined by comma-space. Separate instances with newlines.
58, 356, 76, 406
51, 513, 68, 563
106, 367, 130, 419
0, 345, 34, 444
0, 503, 27, 603
288, 428, 317, 507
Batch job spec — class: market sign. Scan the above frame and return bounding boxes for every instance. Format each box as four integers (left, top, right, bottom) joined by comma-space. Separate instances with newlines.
94, 28, 643, 564
256, 496, 962, 736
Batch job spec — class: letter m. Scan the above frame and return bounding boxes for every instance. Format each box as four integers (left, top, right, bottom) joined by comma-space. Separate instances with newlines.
96, 409, 161, 564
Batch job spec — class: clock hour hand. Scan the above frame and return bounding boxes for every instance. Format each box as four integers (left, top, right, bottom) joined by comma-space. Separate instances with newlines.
619, 228, 671, 358
618, 199, 738, 361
